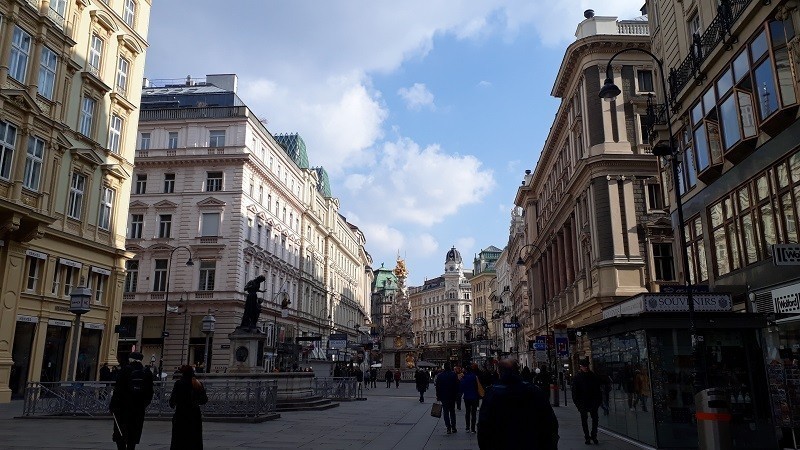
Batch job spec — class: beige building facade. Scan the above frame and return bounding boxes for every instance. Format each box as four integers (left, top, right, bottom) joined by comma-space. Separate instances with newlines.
0, 0, 150, 401
514, 12, 670, 364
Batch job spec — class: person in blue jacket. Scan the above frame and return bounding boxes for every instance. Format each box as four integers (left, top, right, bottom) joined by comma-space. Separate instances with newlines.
459, 364, 480, 433
435, 362, 460, 434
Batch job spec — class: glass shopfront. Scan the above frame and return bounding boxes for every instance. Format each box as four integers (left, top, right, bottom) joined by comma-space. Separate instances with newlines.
75, 327, 102, 381
10, 320, 37, 398
40, 324, 69, 382
764, 317, 800, 449
590, 317, 775, 448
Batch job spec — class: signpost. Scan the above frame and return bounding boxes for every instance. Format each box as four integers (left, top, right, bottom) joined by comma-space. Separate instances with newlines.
503, 322, 521, 329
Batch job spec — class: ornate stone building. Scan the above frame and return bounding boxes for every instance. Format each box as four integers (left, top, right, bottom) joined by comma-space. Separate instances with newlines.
410, 246, 472, 365
0, 0, 150, 401
514, 12, 670, 362
121, 75, 372, 373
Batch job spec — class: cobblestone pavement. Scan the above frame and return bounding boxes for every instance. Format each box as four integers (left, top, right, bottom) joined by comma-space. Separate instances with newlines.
1, 382, 648, 449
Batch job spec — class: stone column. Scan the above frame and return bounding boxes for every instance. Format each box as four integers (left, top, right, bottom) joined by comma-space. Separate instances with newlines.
608, 178, 625, 258
622, 179, 641, 257
0, 241, 27, 402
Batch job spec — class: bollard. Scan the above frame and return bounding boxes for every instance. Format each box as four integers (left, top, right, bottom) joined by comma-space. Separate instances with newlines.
551, 383, 560, 407
695, 388, 732, 450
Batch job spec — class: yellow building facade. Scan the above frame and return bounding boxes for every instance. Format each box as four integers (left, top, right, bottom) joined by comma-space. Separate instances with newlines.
0, 0, 149, 402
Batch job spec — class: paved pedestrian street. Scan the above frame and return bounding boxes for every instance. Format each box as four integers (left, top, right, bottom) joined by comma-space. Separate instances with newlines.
1, 383, 645, 449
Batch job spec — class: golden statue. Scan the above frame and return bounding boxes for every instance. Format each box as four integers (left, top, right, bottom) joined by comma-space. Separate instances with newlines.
394, 257, 408, 278
405, 352, 416, 369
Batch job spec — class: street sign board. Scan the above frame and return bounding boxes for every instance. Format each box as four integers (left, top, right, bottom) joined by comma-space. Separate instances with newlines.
534, 336, 547, 351
329, 333, 347, 350
773, 244, 800, 265
358, 326, 371, 333
503, 322, 521, 329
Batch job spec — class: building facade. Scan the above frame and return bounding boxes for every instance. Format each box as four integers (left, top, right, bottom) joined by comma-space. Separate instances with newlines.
410, 247, 472, 365
121, 75, 371, 374
647, 0, 800, 444
0, 0, 150, 401
514, 12, 668, 364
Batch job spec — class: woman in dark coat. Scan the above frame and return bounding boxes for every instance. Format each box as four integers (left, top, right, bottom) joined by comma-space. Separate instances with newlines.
169, 365, 208, 450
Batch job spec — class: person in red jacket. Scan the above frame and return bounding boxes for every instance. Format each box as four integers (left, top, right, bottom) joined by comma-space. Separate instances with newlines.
393, 368, 401, 388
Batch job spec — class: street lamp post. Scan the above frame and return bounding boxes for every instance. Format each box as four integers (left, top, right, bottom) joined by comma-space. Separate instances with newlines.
201, 309, 216, 373
158, 246, 194, 381
66, 280, 92, 381
598, 49, 701, 390
516, 243, 559, 406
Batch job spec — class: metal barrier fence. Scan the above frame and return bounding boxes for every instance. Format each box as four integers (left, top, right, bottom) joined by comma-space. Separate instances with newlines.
22, 380, 278, 419
312, 377, 364, 400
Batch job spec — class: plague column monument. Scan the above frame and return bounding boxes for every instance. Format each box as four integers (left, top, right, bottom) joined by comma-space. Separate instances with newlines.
382, 258, 416, 371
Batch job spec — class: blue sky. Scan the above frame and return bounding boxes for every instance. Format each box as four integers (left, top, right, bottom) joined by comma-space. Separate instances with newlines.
144, 1, 643, 285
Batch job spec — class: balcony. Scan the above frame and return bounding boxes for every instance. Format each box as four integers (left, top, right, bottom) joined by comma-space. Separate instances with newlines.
139, 106, 248, 122
46, 7, 65, 29
617, 21, 648, 36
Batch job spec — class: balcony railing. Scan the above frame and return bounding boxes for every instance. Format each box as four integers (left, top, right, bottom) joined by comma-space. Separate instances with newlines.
46, 7, 65, 28
139, 106, 248, 122
668, 0, 752, 103
617, 21, 649, 36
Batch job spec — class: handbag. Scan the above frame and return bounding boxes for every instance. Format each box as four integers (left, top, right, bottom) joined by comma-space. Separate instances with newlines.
430, 401, 442, 418
477, 377, 485, 398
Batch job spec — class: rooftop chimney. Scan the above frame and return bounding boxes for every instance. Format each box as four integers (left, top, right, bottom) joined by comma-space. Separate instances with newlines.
584, 9, 595, 19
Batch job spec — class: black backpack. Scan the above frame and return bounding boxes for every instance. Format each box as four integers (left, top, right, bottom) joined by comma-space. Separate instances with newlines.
128, 367, 147, 400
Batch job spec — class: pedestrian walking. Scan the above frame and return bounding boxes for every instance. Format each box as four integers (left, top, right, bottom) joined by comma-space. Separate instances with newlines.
521, 365, 533, 383
169, 365, 208, 450
633, 367, 650, 412
572, 359, 603, 445
394, 368, 401, 388
385, 369, 393, 388
109, 352, 154, 450
435, 362, 459, 434
355, 367, 364, 393
415, 368, 430, 402
364, 369, 370, 390
100, 363, 112, 382
370, 368, 378, 388
477, 357, 558, 449
459, 365, 480, 433
455, 366, 464, 410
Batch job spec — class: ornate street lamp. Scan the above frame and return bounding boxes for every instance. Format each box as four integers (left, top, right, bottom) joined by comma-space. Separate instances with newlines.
66, 280, 92, 381
158, 246, 193, 380
201, 309, 216, 373
599, 48, 701, 390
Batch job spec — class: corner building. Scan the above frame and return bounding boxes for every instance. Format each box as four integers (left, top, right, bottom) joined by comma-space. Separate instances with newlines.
122, 75, 371, 373
0, 0, 150, 401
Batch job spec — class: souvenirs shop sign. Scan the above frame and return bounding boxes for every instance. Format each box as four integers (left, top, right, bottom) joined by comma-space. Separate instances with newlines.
603, 293, 732, 319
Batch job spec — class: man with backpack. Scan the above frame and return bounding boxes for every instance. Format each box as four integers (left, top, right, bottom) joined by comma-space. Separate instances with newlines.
110, 352, 154, 450
478, 357, 559, 449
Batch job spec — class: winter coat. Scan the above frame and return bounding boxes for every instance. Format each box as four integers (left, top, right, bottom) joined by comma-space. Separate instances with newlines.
572, 369, 603, 411
385, 370, 393, 381
459, 372, 480, 401
435, 369, 459, 403
415, 370, 430, 392
477, 373, 558, 450
169, 375, 208, 450
394, 370, 401, 381
110, 361, 154, 446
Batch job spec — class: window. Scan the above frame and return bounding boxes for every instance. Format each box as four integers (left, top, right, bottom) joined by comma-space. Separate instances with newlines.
92, 272, 108, 304
88, 34, 103, 75
139, 132, 151, 150
25, 256, 43, 292
158, 214, 172, 238
168, 132, 178, 149
256, 222, 262, 246
52, 260, 78, 297
209, 130, 225, 147
116, 57, 129, 95
135, 174, 147, 194
465, 305, 470, 313
449, 331, 456, 341
124, 260, 138, 293
79, 97, 95, 137
164, 173, 175, 193
685, 216, 707, 283
108, 114, 123, 153
639, 117, 651, 145
67, 172, 86, 219
636, 69, 654, 92
688, 12, 702, 44
98, 187, 114, 230
9, 27, 31, 83
206, 171, 222, 192
123, 0, 136, 27
652, 243, 675, 281
201, 213, 220, 236
129, 214, 143, 238
153, 259, 168, 291
199, 260, 216, 291
38, 47, 57, 100
0, 121, 17, 180
23, 136, 43, 191
49, 0, 66, 17
646, 183, 664, 211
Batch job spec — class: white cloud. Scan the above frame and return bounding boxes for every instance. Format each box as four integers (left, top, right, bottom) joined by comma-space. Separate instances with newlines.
477, 80, 493, 88
345, 137, 495, 227
456, 237, 476, 256
361, 224, 405, 254
413, 234, 440, 256
398, 83, 436, 111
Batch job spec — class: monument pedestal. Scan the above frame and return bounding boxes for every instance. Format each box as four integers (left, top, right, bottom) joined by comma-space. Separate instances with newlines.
228, 328, 266, 373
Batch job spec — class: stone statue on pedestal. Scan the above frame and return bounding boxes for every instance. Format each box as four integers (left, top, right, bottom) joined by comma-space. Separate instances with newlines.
240, 275, 266, 331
